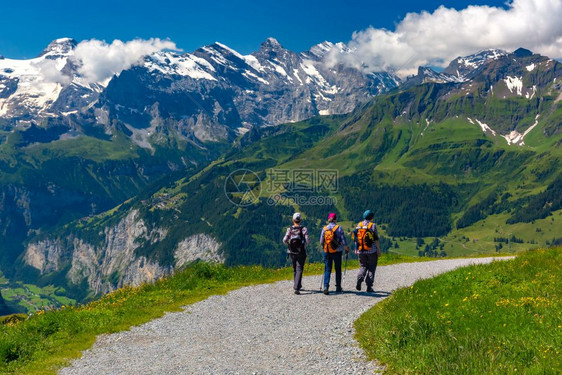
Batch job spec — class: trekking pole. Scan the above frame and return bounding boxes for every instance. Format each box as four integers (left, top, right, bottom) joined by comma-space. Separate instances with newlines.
343, 253, 348, 282
320, 246, 325, 290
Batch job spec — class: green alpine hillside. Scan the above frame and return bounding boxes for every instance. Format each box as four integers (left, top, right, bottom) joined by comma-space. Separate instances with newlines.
2, 47, 562, 312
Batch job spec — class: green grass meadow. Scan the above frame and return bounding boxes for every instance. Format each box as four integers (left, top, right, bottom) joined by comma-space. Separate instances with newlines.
0, 253, 416, 374
355, 247, 561, 374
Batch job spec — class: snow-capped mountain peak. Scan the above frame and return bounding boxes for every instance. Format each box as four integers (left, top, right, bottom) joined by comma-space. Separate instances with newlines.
458, 49, 506, 68
261, 37, 282, 50
39, 38, 77, 58
253, 37, 289, 61
303, 41, 351, 61
443, 49, 507, 78
0, 38, 104, 120
0, 54, 69, 117
305, 41, 336, 60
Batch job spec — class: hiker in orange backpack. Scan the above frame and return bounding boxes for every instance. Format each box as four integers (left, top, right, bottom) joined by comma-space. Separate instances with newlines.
353, 210, 381, 293
320, 213, 350, 295
283, 213, 310, 295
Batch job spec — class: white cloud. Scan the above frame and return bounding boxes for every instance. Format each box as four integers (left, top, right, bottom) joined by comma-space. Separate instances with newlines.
73, 38, 178, 83
329, 0, 562, 77
35, 59, 72, 85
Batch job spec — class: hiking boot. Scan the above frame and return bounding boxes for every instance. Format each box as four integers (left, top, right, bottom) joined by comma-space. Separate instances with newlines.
323, 288, 329, 295
366, 286, 374, 293
294, 290, 300, 295
356, 280, 362, 291
336, 287, 343, 293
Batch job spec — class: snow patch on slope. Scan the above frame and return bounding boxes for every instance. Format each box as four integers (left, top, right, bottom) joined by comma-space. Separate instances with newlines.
421, 118, 432, 136
271, 62, 289, 78
504, 76, 523, 95
503, 130, 524, 145
522, 114, 540, 138
144, 52, 217, 81
242, 55, 265, 72
470, 115, 541, 147
301, 61, 328, 86
214, 42, 244, 60
525, 85, 537, 99
242, 70, 269, 85
475, 119, 497, 136
0, 56, 67, 116
502, 114, 540, 146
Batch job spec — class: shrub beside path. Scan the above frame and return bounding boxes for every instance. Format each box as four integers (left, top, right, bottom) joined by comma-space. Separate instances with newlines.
60, 257, 510, 375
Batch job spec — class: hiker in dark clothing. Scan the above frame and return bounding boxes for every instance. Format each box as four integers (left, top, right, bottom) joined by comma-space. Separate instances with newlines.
320, 213, 350, 295
353, 210, 381, 293
283, 212, 310, 295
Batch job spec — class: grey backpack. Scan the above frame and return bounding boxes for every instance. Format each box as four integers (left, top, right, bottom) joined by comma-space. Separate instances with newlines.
288, 226, 305, 254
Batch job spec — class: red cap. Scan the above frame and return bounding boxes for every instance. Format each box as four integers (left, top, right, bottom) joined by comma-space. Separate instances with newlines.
328, 213, 337, 222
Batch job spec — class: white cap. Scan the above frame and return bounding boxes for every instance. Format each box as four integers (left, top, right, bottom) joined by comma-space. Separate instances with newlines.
293, 212, 301, 222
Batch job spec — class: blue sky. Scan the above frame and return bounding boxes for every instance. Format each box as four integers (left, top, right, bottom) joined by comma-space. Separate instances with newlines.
0, 0, 508, 59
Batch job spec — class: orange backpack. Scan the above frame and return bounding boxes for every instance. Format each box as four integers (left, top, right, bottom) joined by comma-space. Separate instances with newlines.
356, 222, 376, 251
323, 225, 340, 253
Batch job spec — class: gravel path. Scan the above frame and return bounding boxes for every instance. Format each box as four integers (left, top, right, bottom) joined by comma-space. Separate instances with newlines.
59, 257, 510, 375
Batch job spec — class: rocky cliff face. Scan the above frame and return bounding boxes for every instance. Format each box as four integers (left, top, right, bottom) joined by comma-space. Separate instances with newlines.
97, 38, 400, 145
175, 234, 223, 268
24, 210, 223, 296
24, 239, 65, 274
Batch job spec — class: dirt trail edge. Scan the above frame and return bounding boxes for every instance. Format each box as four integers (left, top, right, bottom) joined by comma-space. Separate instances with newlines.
60, 257, 511, 375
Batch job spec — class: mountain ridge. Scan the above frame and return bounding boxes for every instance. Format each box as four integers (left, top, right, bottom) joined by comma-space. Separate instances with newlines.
0, 37, 400, 143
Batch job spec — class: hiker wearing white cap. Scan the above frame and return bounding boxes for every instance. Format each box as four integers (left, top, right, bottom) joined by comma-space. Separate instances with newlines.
282, 212, 310, 294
